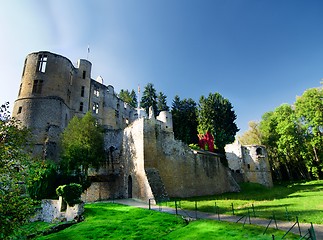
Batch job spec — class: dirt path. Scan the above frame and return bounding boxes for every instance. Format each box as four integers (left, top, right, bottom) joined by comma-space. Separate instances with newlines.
112, 199, 323, 239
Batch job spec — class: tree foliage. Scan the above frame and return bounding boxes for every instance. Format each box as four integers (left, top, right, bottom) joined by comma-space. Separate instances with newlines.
56, 183, 83, 206
119, 89, 137, 108
0, 102, 40, 238
60, 112, 105, 176
140, 83, 158, 116
157, 92, 169, 114
27, 161, 58, 200
238, 121, 262, 145
260, 104, 309, 180
295, 88, 323, 178
197, 93, 239, 153
249, 87, 323, 181
171, 96, 198, 144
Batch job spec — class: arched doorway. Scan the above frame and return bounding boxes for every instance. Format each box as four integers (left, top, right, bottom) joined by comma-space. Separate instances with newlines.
128, 175, 132, 198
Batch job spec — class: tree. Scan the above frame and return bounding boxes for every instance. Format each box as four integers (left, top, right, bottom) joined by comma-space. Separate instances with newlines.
140, 83, 158, 116
238, 121, 262, 145
197, 93, 239, 153
295, 88, 323, 178
119, 89, 137, 108
130, 90, 138, 108
260, 104, 309, 181
0, 102, 39, 238
157, 92, 169, 114
171, 96, 198, 144
60, 112, 105, 177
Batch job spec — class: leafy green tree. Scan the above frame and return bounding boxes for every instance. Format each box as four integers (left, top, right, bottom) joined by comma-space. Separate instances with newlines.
140, 83, 158, 116
295, 88, 323, 178
238, 121, 262, 145
27, 161, 58, 200
260, 104, 310, 181
0, 102, 39, 238
119, 89, 137, 108
171, 95, 198, 144
197, 93, 239, 153
157, 92, 169, 114
60, 112, 105, 177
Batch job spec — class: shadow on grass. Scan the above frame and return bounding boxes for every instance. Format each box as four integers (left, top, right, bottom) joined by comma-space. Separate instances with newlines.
171, 180, 323, 202
165, 180, 323, 223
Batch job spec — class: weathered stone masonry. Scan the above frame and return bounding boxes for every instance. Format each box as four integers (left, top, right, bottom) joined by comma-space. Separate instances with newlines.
13, 51, 241, 204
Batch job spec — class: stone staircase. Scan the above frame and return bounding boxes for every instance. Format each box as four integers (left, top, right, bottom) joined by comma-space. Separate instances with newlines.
145, 168, 169, 203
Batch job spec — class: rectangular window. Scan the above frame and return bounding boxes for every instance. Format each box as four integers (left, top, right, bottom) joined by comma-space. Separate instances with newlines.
92, 102, 99, 114
17, 106, 22, 114
32, 80, 43, 94
22, 58, 27, 77
79, 102, 84, 112
36, 54, 48, 73
94, 88, 99, 97
18, 84, 22, 96
82, 71, 86, 79
70, 72, 73, 85
115, 110, 119, 118
81, 86, 85, 97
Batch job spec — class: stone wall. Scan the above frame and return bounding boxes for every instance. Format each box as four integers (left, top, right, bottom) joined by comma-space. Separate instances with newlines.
40, 197, 84, 223
225, 141, 273, 187
122, 119, 155, 202
143, 118, 240, 198
41, 199, 62, 223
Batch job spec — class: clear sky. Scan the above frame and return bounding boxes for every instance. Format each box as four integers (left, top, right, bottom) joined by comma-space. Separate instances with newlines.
1, 0, 323, 134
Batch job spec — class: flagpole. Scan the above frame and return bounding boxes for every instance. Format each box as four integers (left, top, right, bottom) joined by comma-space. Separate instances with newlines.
137, 84, 140, 118
87, 45, 90, 60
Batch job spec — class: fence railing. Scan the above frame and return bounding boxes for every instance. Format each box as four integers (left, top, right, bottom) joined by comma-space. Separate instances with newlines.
147, 199, 317, 240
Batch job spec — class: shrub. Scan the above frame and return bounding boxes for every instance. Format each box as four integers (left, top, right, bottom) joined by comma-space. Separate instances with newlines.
27, 161, 58, 200
56, 183, 83, 206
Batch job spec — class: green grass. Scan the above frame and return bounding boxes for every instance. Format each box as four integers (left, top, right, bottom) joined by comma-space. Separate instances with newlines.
165, 180, 323, 224
29, 203, 297, 240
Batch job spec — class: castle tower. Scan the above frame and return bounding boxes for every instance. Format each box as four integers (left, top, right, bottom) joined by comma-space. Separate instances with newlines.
12, 51, 92, 160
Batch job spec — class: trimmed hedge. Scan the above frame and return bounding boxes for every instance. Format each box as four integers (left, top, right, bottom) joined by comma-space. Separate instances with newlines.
56, 183, 83, 206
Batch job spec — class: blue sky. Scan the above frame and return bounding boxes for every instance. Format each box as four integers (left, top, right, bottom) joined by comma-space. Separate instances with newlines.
1, 0, 322, 134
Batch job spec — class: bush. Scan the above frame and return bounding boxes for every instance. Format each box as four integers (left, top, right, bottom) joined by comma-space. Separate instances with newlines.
56, 183, 83, 206
27, 161, 58, 200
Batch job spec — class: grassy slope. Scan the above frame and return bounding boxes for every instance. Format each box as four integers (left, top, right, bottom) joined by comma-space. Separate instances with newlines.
34, 203, 297, 240
167, 180, 323, 224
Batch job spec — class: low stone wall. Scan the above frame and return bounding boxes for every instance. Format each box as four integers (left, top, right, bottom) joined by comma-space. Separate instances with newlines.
40, 197, 84, 223
41, 199, 62, 223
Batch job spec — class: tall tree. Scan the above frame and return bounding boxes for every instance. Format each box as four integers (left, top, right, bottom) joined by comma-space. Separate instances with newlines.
295, 87, 323, 178
157, 91, 169, 114
197, 93, 239, 153
60, 112, 105, 176
119, 89, 137, 108
260, 104, 309, 181
0, 102, 40, 238
238, 121, 262, 145
130, 89, 138, 108
171, 95, 198, 144
140, 83, 158, 116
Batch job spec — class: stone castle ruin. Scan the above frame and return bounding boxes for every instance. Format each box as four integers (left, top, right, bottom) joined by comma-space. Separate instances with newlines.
12, 51, 270, 203
225, 140, 273, 187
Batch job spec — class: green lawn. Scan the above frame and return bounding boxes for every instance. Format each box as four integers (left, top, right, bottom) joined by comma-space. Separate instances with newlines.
16, 180, 322, 239
165, 180, 323, 224
29, 203, 297, 240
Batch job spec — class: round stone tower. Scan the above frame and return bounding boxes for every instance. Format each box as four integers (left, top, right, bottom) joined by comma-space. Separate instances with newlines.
12, 51, 91, 160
